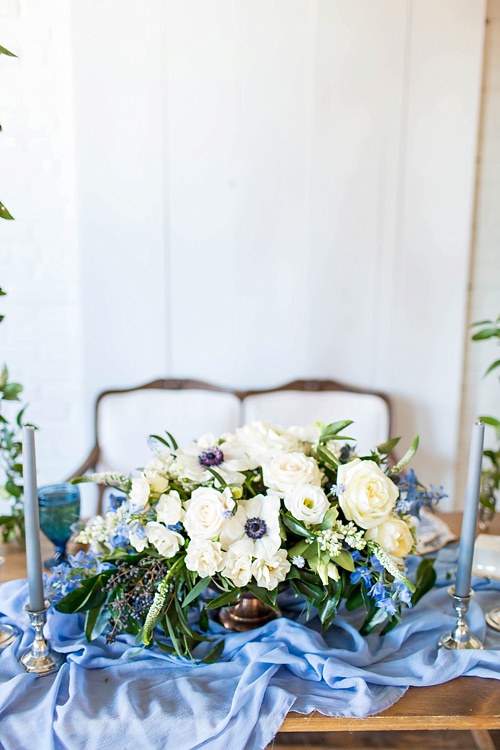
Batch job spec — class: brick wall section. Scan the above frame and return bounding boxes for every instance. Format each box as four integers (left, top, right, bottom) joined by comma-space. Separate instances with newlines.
457, 0, 500, 502
0, 0, 86, 492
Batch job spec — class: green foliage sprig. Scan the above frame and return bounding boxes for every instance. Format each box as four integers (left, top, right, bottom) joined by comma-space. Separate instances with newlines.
471, 315, 500, 511
0, 364, 33, 543
0, 43, 17, 220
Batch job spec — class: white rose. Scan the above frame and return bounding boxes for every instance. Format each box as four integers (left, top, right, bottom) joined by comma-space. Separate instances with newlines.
284, 484, 329, 525
129, 477, 150, 509
221, 540, 253, 587
263, 452, 323, 495
156, 491, 183, 526
145, 521, 183, 558
365, 517, 414, 558
337, 459, 398, 530
144, 470, 169, 494
184, 486, 234, 540
185, 539, 225, 576
251, 549, 291, 591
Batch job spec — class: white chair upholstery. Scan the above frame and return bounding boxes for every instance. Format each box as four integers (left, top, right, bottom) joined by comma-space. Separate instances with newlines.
73, 379, 391, 515
242, 390, 390, 454
97, 388, 241, 473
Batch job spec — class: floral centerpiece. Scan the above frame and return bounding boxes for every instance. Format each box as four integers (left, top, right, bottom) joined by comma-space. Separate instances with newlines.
53, 420, 444, 660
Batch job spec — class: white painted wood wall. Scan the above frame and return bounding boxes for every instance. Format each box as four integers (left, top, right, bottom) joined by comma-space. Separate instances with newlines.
0, 1, 487, 509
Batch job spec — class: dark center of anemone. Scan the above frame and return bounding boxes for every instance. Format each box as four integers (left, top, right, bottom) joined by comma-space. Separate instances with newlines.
198, 446, 224, 467
244, 517, 267, 540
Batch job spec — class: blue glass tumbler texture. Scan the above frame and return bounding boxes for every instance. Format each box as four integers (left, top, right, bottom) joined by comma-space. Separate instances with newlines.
38, 483, 81, 569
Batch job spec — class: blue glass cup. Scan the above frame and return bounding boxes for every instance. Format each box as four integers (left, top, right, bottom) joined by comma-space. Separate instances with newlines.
38, 483, 81, 570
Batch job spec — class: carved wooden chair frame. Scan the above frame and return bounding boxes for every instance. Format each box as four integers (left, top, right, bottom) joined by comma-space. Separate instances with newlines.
70, 378, 392, 512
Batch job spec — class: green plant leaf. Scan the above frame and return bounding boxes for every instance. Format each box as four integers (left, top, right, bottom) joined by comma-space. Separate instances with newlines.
292, 577, 324, 602
360, 606, 388, 635
207, 468, 227, 488
345, 585, 364, 611
182, 576, 211, 608
332, 550, 355, 572
319, 420, 354, 443
85, 603, 111, 641
149, 434, 171, 449
318, 583, 342, 632
282, 514, 311, 538
0, 202, 14, 220
484, 359, 500, 378
389, 435, 419, 475
55, 576, 101, 614
380, 612, 402, 635
288, 539, 310, 558
376, 437, 401, 455
165, 430, 178, 450
411, 558, 436, 606
315, 444, 340, 469
471, 318, 493, 327
205, 587, 241, 610
1, 382, 23, 400
247, 583, 278, 609
472, 328, 500, 341
480, 416, 500, 429
201, 639, 225, 664
0, 45, 17, 57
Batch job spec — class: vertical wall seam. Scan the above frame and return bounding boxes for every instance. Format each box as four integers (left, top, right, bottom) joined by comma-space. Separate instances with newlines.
455, 1, 489, 505
392, 0, 412, 337
161, 0, 173, 376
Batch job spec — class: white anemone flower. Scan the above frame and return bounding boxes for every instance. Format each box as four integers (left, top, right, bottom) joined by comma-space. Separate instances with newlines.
219, 494, 281, 560
175, 433, 249, 484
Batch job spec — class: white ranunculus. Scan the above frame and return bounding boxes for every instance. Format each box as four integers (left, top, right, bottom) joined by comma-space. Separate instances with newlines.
365, 517, 414, 558
251, 549, 291, 590
129, 477, 151, 509
263, 452, 323, 495
144, 469, 169, 494
129, 530, 148, 552
145, 449, 174, 473
185, 539, 225, 576
284, 484, 329, 525
221, 540, 253, 587
219, 494, 281, 559
184, 486, 234, 540
227, 421, 302, 468
145, 521, 183, 558
337, 459, 398, 530
156, 491, 183, 526
288, 424, 321, 444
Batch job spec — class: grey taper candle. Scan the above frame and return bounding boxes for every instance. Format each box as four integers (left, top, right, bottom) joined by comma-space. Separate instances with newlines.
455, 421, 485, 598
23, 426, 45, 611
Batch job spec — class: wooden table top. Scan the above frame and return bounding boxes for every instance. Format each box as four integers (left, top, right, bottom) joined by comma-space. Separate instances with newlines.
2, 513, 500, 733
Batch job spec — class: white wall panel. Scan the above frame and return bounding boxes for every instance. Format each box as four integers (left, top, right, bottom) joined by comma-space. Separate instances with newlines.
71, 0, 168, 436
167, 0, 315, 385
2, 1, 483, 508
164, 0, 485, 504
373, 0, 486, 500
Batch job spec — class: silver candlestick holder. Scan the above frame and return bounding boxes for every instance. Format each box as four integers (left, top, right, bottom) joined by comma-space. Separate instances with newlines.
438, 586, 483, 650
19, 601, 65, 675
0, 622, 19, 649
485, 606, 500, 632
0, 555, 19, 648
